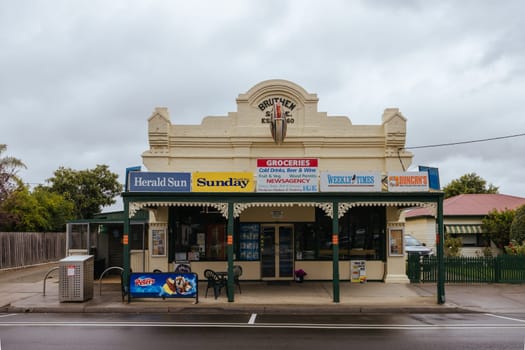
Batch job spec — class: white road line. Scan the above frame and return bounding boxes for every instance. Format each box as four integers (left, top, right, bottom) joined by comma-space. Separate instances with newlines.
485, 313, 525, 323
248, 313, 257, 324
0, 314, 16, 318
0, 321, 525, 330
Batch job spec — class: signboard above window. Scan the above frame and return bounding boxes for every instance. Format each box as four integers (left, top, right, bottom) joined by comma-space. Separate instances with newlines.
387, 171, 429, 192
192, 172, 254, 193
256, 158, 318, 192
320, 171, 381, 192
128, 172, 191, 192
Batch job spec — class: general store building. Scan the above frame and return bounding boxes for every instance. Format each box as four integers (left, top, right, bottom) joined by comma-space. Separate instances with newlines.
116, 79, 443, 292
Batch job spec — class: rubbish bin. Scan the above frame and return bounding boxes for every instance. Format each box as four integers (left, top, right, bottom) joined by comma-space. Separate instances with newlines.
59, 255, 94, 302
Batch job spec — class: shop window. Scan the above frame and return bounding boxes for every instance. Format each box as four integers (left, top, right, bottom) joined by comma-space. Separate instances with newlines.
129, 223, 148, 250
295, 209, 332, 261
294, 207, 386, 261
238, 223, 260, 261
173, 207, 228, 261
339, 207, 386, 261
152, 229, 166, 256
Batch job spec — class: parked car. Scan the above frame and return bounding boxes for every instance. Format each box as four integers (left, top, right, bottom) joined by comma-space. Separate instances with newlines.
405, 234, 433, 256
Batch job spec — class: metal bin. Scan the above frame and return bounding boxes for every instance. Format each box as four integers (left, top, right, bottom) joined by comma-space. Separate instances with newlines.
59, 255, 94, 302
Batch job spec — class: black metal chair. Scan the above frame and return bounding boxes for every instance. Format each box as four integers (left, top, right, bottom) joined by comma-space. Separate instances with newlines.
174, 264, 191, 273
204, 269, 226, 299
233, 265, 243, 294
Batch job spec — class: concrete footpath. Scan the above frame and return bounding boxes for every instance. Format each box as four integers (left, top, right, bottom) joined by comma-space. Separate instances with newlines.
1, 263, 525, 314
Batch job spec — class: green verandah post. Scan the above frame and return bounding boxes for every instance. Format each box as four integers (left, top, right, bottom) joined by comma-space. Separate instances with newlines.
332, 201, 340, 303
437, 194, 445, 304
123, 198, 130, 301
227, 201, 234, 302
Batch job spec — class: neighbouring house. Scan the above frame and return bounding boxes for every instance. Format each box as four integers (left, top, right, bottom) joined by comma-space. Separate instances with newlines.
403, 193, 525, 256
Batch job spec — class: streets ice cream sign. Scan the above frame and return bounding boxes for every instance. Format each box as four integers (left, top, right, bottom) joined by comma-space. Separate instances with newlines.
258, 97, 296, 144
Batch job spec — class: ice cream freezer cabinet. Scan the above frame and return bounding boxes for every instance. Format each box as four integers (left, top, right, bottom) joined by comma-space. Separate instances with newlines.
59, 255, 94, 302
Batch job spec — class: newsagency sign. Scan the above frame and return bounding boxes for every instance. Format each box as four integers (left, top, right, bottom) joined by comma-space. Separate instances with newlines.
387, 171, 429, 192
192, 172, 254, 192
320, 171, 381, 192
128, 172, 191, 192
256, 158, 318, 192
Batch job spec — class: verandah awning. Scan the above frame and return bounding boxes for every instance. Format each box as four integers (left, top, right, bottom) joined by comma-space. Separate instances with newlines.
445, 224, 482, 235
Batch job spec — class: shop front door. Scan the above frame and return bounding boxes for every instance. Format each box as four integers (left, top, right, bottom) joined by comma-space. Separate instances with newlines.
260, 224, 294, 279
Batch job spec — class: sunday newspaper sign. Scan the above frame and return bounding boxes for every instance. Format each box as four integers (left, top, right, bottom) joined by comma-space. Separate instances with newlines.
256, 158, 318, 192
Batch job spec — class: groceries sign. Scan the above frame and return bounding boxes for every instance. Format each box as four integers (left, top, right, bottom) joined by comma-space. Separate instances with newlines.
256, 158, 318, 192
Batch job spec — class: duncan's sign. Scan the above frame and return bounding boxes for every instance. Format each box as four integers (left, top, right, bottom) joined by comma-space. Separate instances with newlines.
387, 172, 429, 192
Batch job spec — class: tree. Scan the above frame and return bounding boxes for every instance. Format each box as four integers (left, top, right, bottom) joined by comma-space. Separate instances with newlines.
510, 205, 525, 244
481, 208, 515, 249
0, 184, 39, 231
0, 145, 26, 226
0, 184, 75, 232
45, 165, 122, 219
0, 144, 26, 201
31, 186, 76, 231
443, 172, 499, 198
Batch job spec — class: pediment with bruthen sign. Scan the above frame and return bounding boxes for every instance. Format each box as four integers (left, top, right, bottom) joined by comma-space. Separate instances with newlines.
143, 79, 412, 173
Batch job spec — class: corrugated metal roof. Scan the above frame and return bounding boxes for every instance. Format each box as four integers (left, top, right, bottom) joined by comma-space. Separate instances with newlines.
405, 193, 525, 218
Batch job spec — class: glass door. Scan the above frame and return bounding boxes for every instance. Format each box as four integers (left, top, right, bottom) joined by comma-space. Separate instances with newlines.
261, 224, 294, 279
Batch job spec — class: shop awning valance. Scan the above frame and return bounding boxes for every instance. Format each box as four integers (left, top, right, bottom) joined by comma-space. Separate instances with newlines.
445, 224, 482, 235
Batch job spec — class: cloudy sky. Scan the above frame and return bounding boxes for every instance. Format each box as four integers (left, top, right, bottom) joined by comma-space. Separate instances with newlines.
2, 0, 524, 211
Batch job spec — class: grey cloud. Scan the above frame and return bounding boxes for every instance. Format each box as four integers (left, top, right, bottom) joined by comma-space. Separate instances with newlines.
1, 0, 525, 201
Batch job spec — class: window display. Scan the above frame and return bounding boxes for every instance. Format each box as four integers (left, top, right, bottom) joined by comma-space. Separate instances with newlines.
206, 224, 226, 259
239, 224, 260, 261
173, 208, 228, 261
389, 228, 404, 256
152, 229, 166, 256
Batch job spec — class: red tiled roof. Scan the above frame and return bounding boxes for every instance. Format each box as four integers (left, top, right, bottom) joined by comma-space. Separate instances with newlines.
404, 194, 525, 218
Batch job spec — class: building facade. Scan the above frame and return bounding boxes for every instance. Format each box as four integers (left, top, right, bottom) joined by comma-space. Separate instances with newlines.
118, 79, 443, 292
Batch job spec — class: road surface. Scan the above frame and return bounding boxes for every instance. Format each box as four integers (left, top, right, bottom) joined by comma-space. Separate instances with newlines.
1, 312, 525, 349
